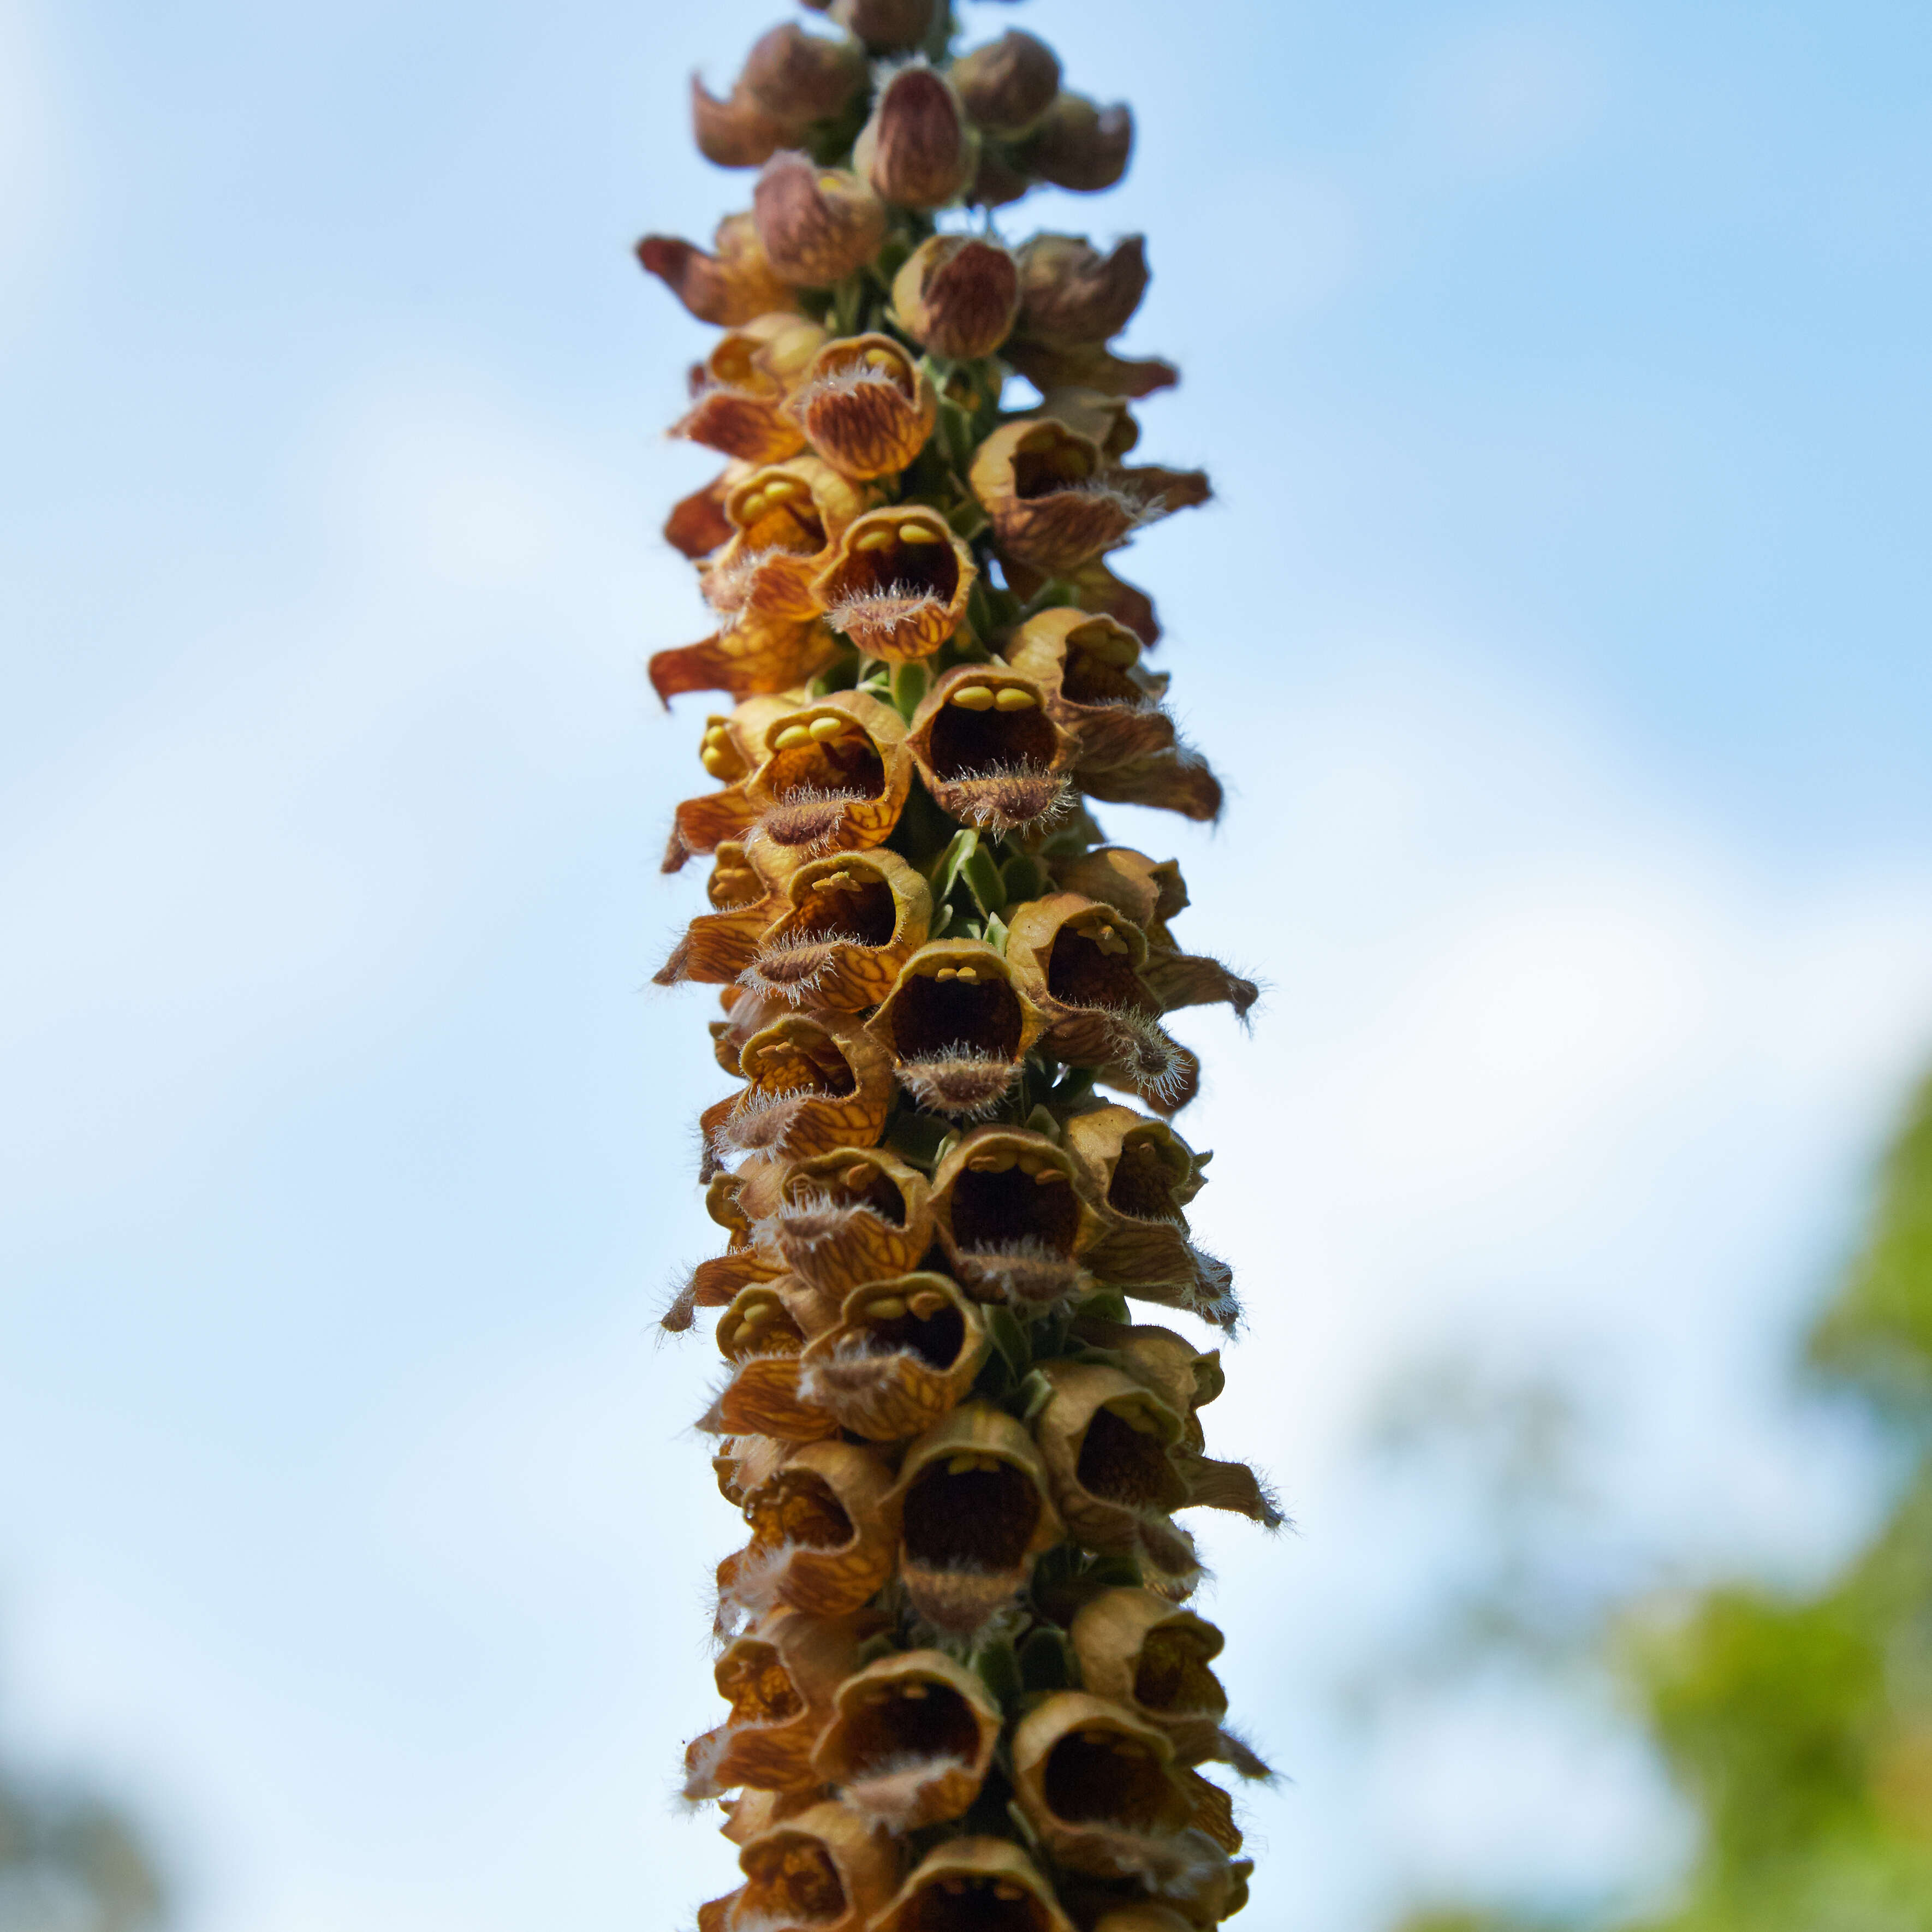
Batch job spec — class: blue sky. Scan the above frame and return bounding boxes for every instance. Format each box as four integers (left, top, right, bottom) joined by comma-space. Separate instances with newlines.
3, 1, 1931, 1928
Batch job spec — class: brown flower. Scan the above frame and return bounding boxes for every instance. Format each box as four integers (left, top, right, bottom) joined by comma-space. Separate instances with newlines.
969, 419, 1140, 574
1016, 387, 1142, 458
905, 664, 1075, 832
930, 1125, 1105, 1305
891, 233, 1020, 361
885, 1402, 1063, 1633
648, 612, 843, 709
968, 142, 1033, 210
810, 1650, 1001, 1827
792, 334, 938, 480
661, 695, 817, 872
706, 1799, 898, 1932
719, 1438, 897, 1626
702, 1281, 839, 1443
866, 940, 1045, 1120
690, 74, 788, 170
752, 154, 889, 286
1004, 338, 1180, 401
637, 212, 796, 326
717, 1786, 819, 1850
1002, 607, 1176, 771
952, 29, 1062, 137
672, 313, 825, 465
664, 469, 740, 561
702, 456, 872, 628
853, 64, 977, 209
1029, 1361, 1199, 1585
700, 1010, 895, 1169
1030, 92, 1135, 193
1016, 235, 1149, 348
798, 1273, 989, 1439
763, 1145, 934, 1294
739, 847, 931, 1010
810, 505, 976, 662
1000, 552, 1164, 646
872, 1838, 1076, 1932
682, 1608, 866, 1798
741, 22, 869, 128
825, 0, 935, 53
655, 842, 790, 990
741, 691, 913, 861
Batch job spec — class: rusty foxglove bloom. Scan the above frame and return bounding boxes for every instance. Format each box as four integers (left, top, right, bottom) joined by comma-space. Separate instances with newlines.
885, 1402, 1062, 1633
1016, 234, 1150, 348
875, 1839, 1075, 1932
798, 1272, 988, 1438
891, 233, 1021, 361
906, 664, 1074, 832
930, 1125, 1104, 1305
637, 212, 795, 327
683, 1607, 865, 1798
752, 154, 888, 286
853, 63, 977, 209
811, 1649, 1001, 1826
1030, 92, 1135, 193
867, 939, 1044, 1119
765, 1145, 932, 1292
811, 504, 976, 662
740, 846, 930, 1008
643, 15, 1281, 1925
792, 333, 938, 480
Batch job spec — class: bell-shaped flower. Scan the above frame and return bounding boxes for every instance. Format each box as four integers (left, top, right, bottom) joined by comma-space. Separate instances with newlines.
664, 468, 742, 563
1030, 92, 1135, 193
1004, 894, 1200, 1115
853, 64, 978, 209
798, 1272, 989, 1439
891, 234, 1021, 361
953, 29, 1062, 136
1003, 607, 1177, 772
826, 0, 935, 53
700, 1010, 895, 1170
672, 313, 825, 465
866, 940, 1045, 1120
700, 1282, 839, 1443
637, 212, 797, 328
885, 1402, 1063, 1633
682, 1607, 867, 1799
809, 504, 976, 663
1004, 337, 1179, 402
702, 457, 872, 628
656, 840, 794, 990
753, 154, 889, 286
662, 693, 805, 872
739, 847, 931, 1009
649, 610, 843, 709
717, 1786, 817, 1850
873, 1838, 1077, 1932
711, 1431, 789, 1512
1015, 235, 1149, 348
691, 74, 787, 170
930, 1125, 1105, 1305
661, 1161, 787, 1336
719, 1438, 897, 1626
740, 691, 913, 861
809, 1649, 1001, 1827
906, 664, 1075, 833
1000, 552, 1163, 646
1013, 386, 1142, 459
740, 22, 869, 132
762, 1145, 934, 1293
790, 333, 938, 480
702, 1799, 898, 1932
1029, 1361, 1199, 1585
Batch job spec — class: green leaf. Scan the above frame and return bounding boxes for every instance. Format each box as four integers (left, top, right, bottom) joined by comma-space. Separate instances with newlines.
890, 660, 929, 718
929, 828, 978, 897
961, 845, 1008, 918
985, 1306, 1030, 1381
971, 1637, 1024, 1711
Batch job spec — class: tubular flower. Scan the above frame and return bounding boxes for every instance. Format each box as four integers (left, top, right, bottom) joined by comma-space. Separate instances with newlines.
791, 332, 938, 480
810, 504, 976, 663
810, 1649, 1002, 1826
640, 11, 1279, 1927
885, 1402, 1063, 1633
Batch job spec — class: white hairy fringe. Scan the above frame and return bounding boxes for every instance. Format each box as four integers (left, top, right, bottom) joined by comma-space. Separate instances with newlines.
823, 581, 946, 637
936, 763, 1072, 833
838, 1751, 974, 1829
893, 1043, 1020, 1120
710, 1088, 811, 1160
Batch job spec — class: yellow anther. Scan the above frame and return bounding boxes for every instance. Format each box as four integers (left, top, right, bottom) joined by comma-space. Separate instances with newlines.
865, 1297, 907, 1321
863, 347, 899, 369
739, 1304, 772, 1329
994, 686, 1038, 711
840, 1163, 873, 1188
700, 747, 732, 777
954, 966, 979, 982
762, 476, 801, 500
896, 522, 943, 545
950, 684, 996, 711
945, 1453, 979, 1475
936, 966, 958, 981
907, 1291, 946, 1319
808, 715, 845, 741
853, 527, 896, 551
736, 491, 766, 520
1016, 1155, 1042, 1175
896, 1680, 929, 1699
1035, 1167, 1067, 1185
774, 724, 812, 750
703, 723, 729, 747
968, 1149, 1014, 1172
992, 1884, 1024, 1901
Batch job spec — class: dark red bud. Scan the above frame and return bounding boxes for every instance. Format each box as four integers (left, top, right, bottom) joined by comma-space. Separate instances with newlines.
1030, 91, 1134, 193
853, 66, 978, 210
952, 29, 1062, 136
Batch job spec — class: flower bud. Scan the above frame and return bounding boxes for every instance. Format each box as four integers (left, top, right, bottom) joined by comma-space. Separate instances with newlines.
790, 334, 938, 480
1016, 233, 1149, 347
852, 64, 978, 209
967, 141, 1032, 209
953, 29, 1062, 136
741, 22, 867, 127
752, 153, 888, 286
690, 74, 787, 169
1030, 90, 1135, 193
827, 0, 935, 54
637, 212, 796, 327
891, 233, 1019, 360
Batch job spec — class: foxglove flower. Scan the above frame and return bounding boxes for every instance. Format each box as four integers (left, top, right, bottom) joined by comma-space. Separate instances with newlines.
792, 332, 938, 479
810, 1649, 1002, 1826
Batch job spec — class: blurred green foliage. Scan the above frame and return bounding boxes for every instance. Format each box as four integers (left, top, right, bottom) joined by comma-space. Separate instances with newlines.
0, 1753, 165, 1932
1399, 1078, 1932, 1932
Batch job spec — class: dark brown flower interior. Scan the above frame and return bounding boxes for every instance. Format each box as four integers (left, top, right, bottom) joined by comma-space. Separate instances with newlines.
747, 1470, 853, 1551
927, 698, 1059, 780
1012, 433, 1099, 500
839, 1676, 983, 1778
750, 1026, 857, 1099
860, 1295, 965, 1370
1060, 627, 1147, 706
826, 531, 959, 606
899, 1875, 1056, 1932
790, 1158, 907, 1226
718, 1642, 806, 1726
949, 1161, 1081, 1256
1042, 1728, 1173, 1829
902, 1461, 1042, 1571
1132, 1626, 1227, 1721
1107, 1135, 1186, 1223
738, 488, 827, 556
791, 871, 898, 949
766, 728, 886, 801
741, 1834, 846, 1925
1047, 924, 1155, 1015
885, 972, 1024, 1061
1076, 1404, 1184, 1511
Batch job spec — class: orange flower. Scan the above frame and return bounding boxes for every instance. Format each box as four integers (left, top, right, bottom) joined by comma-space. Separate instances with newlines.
810, 505, 977, 662
929, 1125, 1105, 1305
810, 1649, 1001, 1827
672, 313, 825, 465
702, 456, 872, 626
702, 1281, 839, 1443
791, 334, 938, 480
700, 1009, 895, 1169
866, 939, 1045, 1119
702, 1799, 898, 1932
637, 212, 796, 327
719, 1438, 897, 1625
891, 233, 1021, 361
741, 691, 913, 861
798, 1273, 989, 1440
655, 841, 792, 990
648, 611, 842, 709
763, 1145, 934, 1293
752, 154, 888, 286
738, 847, 931, 1010
905, 665, 1075, 833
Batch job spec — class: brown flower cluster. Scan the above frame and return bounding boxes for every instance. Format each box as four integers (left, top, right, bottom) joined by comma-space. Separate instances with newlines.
639, 7, 1275, 1928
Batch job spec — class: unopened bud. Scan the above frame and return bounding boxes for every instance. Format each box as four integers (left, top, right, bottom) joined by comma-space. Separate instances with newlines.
853, 64, 978, 210
1030, 91, 1134, 193
827, 0, 936, 54
689, 75, 786, 169
753, 153, 888, 286
968, 144, 1032, 210
741, 22, 867, 128
1015, 234, 1149, 347
952, 29, 1062, 137
891, 234, 1020, 360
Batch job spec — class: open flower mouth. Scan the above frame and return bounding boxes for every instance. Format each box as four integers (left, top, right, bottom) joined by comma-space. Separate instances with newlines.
815, 513, 968, 661
874, 958, 1031, 1118
746, 1468, 853, 1554
1042, 1729, 1175, 1832
918, 682, 1068, 831
889, 1879, 1058, 1932
1132, 1627, 1228, 1723
731, 472, 829, 557
1107, 1132, 1189, 1225
742, 867, 900, 1001
1075, 1402, 1190, 1514
843, 1282, 966, 1373
947, 1152, 1083, 1264
739, 1833, 847, 1928
1047, 918, 1157, 1015
902, 1458, 1045, 1576
831, 1678, 984, 1797
795, 338, 935, 481
1058, 626, 1156, 707
709, 1018, 868, 1163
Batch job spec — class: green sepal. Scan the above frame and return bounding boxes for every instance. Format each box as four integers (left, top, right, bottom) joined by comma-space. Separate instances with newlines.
1001, 851, 1051, 902
857, 1630, 900, 1667
985, 1305, 1031, 1381
1018, 1626, 1077, 1694
961, 845, 1008, 918
1075, 1291, 1133, 1325
983, 911, 1010, 954
971, 1636, 1024, 1713
1017, 1367, 1055, 1422
884, 1110, 953, 1169
890, 660, 929, 718
929, 827, 978, 897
